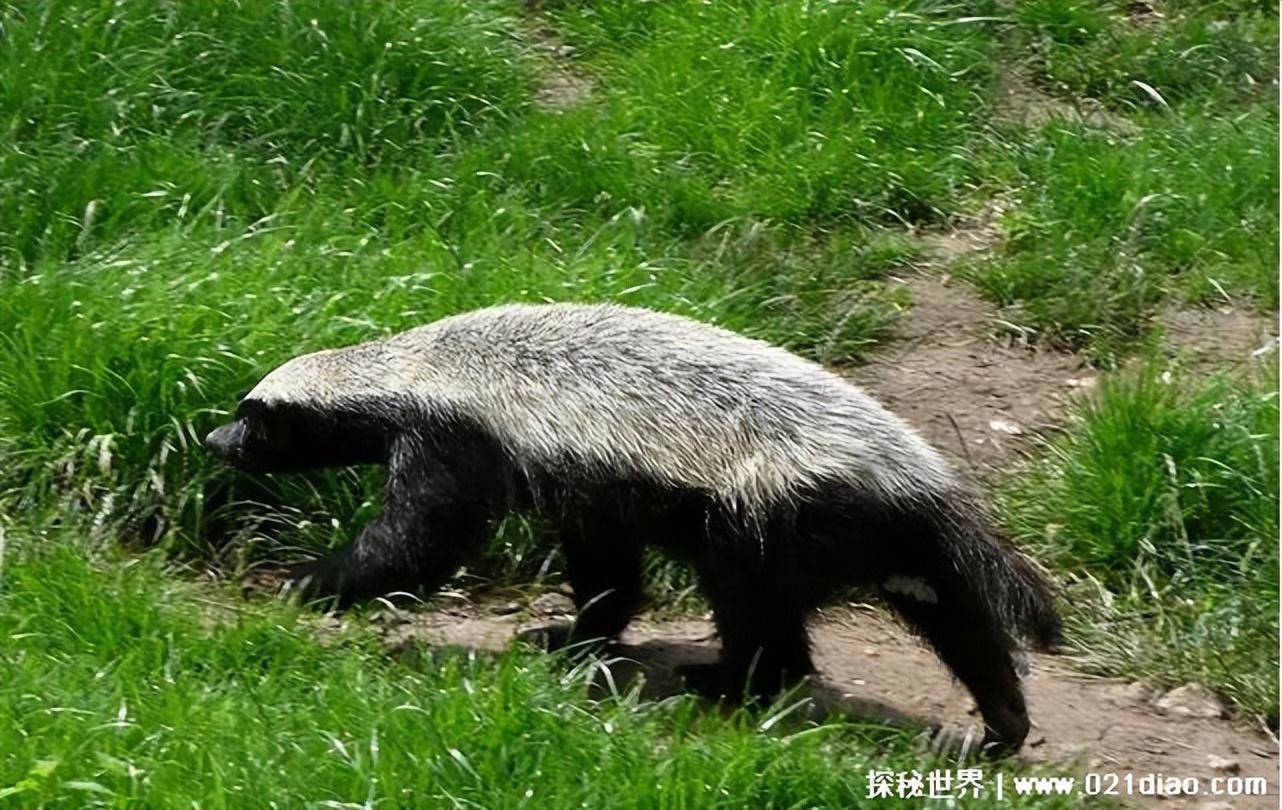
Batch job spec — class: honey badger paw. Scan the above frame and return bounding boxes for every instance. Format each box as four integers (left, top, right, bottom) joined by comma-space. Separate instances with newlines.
280, 558, 349, 606
980, 708, 1031, 758
919, 714, 1028, 760
919, 725, 986, 760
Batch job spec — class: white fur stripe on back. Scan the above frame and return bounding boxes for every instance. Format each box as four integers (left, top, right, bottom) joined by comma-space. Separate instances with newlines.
248, 303, 957, 509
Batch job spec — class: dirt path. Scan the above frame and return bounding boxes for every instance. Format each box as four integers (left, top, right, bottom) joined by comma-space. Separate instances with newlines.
374, 600, 1278, 808
996, 67, 1139, 135
846, 273, 1094, 468
524, 21, 594, 112
845, 231, 1277, 470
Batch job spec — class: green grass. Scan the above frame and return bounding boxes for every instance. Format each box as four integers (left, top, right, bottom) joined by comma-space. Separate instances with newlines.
0, 530, 1082, 808
960, 0, 1279, 358
541, 0, 1000, 227
997, 364, 1279, 719
965, 108, 1277, 356
0, 0, 928, 570
0, 0, 532, 267
1017, 0, 1277, 111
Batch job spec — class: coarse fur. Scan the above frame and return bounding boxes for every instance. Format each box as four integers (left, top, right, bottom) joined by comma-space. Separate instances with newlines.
205, 302, 1061, 753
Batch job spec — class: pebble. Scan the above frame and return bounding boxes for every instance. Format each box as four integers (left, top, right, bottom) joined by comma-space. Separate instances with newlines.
1206, 754, 1241, 774
529, 592, 574, 616
1154, 683, 1225, 719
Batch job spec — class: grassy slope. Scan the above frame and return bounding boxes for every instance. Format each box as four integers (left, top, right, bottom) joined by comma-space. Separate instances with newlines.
0, 0, 1077, 804
2, 0, 986, 566
0, 0, 1277, 800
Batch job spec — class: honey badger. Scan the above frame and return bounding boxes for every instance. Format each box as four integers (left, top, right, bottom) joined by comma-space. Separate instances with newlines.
205, 302, 1060, 751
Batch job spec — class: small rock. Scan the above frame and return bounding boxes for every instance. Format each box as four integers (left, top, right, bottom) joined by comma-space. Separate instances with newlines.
529, 592, 575, 617
1198, 802, 1234, 810
491, 601, 521, 616
1206, 754, 1241, 774
988, 418, 1023, 435
1155, 683, 1225, 719
863, 646, 879, 657
1108, 680, 1154, 706
1065, 376, 1097, 389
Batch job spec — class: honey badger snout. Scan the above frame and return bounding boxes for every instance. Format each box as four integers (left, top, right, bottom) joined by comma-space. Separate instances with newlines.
204, 420, 248, 465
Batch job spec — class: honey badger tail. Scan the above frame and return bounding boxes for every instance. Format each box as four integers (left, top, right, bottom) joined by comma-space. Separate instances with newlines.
875, 487, 1060, 753
929, 489, 1062, 650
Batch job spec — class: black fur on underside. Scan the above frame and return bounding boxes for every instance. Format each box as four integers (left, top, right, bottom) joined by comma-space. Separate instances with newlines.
205, 398, 1060, 754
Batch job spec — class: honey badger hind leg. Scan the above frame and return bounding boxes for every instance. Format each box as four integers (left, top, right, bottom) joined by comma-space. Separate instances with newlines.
881, 586, 1031, 755
871, 492, 1057, 755
675, 526, 818, 701
786, 485, 1050, 754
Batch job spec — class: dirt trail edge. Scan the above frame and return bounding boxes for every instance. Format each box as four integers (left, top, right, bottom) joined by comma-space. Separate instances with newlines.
846, 272, 1094, 468
846, 269, 1277, 470
378, 602, 1277, 808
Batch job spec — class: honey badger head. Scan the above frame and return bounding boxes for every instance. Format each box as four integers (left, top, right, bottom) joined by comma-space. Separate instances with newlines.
204, 350, 400, 473
203, 399, 393, 473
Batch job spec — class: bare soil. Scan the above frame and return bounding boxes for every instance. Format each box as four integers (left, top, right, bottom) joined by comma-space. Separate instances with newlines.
373, 599, 1279, 808
996, 68, 1140, 136
847, 273, 1095, 468
1157, 304, 1279, 372
525, 25, 595, 111
847, 233, 1277, 470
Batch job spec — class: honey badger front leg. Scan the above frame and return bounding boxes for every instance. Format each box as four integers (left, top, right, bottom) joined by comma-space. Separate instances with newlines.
285, 428, 511, 606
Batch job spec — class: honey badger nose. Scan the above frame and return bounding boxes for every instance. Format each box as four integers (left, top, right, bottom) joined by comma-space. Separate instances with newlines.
204, 420, 247, 463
